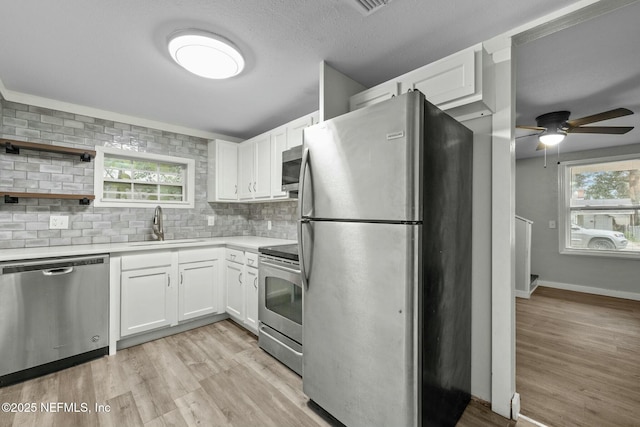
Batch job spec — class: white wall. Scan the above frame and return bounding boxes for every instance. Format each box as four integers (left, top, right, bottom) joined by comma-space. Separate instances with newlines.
516, 143, 640, 297
464, 115, 493, 401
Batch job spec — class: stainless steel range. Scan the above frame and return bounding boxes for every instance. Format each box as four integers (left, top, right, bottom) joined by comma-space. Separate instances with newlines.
258, 243, 302, 375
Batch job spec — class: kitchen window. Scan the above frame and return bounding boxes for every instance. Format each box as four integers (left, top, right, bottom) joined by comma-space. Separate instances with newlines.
94, 146, 195, 208
558, 154, 640, 258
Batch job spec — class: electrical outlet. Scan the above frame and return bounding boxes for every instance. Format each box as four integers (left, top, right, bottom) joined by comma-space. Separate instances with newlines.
267, 220, 272, 230
549, 220, 556, 229
207, 216, 215, 226
49, 215, 69, 229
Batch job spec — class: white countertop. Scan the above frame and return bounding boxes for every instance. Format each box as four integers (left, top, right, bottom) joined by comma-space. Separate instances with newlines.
0, 236, 296, 262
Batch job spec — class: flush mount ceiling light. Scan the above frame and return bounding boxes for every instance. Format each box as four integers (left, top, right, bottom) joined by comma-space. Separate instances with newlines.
167, 30, 245, 79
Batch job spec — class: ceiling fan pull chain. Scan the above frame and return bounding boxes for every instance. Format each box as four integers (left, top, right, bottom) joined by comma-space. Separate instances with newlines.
544, 146, 547, 168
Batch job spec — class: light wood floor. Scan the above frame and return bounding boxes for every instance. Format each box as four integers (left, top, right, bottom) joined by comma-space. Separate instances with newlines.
0, 319, 536, 427
517, 286, 640, 427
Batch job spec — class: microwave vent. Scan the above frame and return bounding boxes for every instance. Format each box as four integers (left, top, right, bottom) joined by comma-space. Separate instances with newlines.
349, 0, 393, 15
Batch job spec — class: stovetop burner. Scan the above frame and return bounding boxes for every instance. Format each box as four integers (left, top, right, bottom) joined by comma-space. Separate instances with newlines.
258, 243, 299, 262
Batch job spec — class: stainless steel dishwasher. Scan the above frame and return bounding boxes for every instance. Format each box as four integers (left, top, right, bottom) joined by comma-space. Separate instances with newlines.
0, 254, 109, 386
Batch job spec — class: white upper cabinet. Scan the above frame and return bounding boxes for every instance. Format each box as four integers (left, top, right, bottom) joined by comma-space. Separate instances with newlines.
350, 81, 400, 112
349, 44, 495, 122
239, 134, 271, 201
208, 140, 238, 202
271, 126, 288, 199
285, 114, 314, 148
208, 111, 318, 203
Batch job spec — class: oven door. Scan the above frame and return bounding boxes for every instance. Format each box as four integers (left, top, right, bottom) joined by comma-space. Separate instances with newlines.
259, 257, 302, 344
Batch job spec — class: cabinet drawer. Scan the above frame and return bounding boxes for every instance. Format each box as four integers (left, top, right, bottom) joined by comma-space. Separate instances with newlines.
226, 248, 245, 264
121, 251, 173, 271
245, 251, 259, 268
179, 247, 221, 264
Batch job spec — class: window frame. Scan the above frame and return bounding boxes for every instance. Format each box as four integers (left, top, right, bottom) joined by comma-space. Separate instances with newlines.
558, 153, 640, 259
94, 146, 195, 209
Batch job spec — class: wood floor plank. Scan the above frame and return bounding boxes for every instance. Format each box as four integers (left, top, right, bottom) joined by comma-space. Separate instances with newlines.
98, 391, 144, 427
174, 387, 232, 427
130, 376, 178, 424
516, 286, 640, 427
54, 362, 99, 427
1, 317, 558, 427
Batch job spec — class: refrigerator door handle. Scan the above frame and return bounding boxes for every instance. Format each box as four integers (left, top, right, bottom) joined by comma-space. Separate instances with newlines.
298, 218, 310, 290
298, 147, 310, 219
298, 147, 310, 289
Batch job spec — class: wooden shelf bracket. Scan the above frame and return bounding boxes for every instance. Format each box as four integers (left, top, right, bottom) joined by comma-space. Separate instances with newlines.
2, 139, 95, 162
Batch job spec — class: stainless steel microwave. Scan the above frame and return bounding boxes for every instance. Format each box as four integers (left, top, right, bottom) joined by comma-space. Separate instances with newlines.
281, 145, 303, 193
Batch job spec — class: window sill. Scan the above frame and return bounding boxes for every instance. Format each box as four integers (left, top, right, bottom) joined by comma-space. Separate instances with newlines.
559, 247, 639, 260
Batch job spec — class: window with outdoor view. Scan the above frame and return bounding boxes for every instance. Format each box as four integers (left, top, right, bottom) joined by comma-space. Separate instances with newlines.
94, 146, 195, 209
559, 154, 640, 256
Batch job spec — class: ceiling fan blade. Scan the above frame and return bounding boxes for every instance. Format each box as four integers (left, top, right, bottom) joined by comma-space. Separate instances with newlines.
567, 126, 634, 134
566, 108, 633, 127
517, 125, 546, 131
516, 133, 542, 139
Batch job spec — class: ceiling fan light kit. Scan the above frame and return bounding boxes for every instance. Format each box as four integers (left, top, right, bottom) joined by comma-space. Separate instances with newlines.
517, 108, 635, 151
167, 29, 245, 79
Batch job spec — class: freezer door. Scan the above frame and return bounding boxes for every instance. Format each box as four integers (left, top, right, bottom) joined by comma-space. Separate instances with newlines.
301, 92, 423, 222
301, 220, 420, 427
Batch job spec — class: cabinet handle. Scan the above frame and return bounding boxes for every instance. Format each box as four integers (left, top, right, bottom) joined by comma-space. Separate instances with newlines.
168, 275, 171, 287
234, 184, 237, 194
248, 183, 252, 192
253, 277, 258, 289
180, 272, 183, 285
253, 182, 256, 191
239, 272, 243, 284
247, 258, 254, 265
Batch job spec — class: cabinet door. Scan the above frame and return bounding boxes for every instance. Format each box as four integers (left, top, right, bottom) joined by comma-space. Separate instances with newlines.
253, 134, 271, 199
121, 266, 174, 337
286, 115, 313, 149
398, 47, 475, 106
270, 126, 288, 199
179, 260, 219, 321
238, 140, 254, 200
244, 266, 259, 334
349, 81, 399, 111
216, 141, 238, 201
225, 260, 244, 321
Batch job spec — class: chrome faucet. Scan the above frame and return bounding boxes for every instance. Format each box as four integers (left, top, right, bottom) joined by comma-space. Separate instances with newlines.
152, 205, 164, 241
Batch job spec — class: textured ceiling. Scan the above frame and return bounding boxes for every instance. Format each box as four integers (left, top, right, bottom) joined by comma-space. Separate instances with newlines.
515, 1, 640, 159
0, 0, 581, 140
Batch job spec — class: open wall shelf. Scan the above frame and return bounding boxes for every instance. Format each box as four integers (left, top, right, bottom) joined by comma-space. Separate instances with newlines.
2, 138, 96, 205
2, 138, 96, 162
2, 192, 95, 205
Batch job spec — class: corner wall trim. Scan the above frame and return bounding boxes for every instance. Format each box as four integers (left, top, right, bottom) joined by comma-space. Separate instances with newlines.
538, 280, 640, 301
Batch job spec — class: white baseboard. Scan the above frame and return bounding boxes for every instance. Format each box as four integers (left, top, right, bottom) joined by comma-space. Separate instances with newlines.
538, 280, 640, 301
515, 289, 530, 299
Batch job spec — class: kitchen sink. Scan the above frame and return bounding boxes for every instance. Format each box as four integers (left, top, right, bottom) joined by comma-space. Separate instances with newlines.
128, 239, 206, 246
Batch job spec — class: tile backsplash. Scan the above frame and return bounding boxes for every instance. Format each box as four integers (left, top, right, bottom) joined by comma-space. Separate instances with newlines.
0, 95, 297, 249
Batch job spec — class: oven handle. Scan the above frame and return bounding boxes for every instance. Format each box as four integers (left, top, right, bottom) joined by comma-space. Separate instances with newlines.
260, 260, 301, 275
298, 147, 310, 290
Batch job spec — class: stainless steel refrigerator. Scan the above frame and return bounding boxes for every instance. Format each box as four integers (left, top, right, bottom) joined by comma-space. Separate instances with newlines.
298, 91, 472, 427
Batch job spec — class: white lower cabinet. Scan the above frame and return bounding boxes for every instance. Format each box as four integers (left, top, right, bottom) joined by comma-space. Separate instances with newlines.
244, 264, 259, 333
178, 251, 222, 321
121, 265, 175, 336
224, 248, 259, 334
120, 248, 223, 338
225, 255, 245, 321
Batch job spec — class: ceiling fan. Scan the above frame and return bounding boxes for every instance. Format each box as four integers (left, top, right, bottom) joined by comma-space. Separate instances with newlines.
516, 108, 634, 150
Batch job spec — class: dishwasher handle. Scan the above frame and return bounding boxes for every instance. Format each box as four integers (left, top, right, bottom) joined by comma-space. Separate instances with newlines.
42, 267, 74, 276
1, 254, 108, 275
